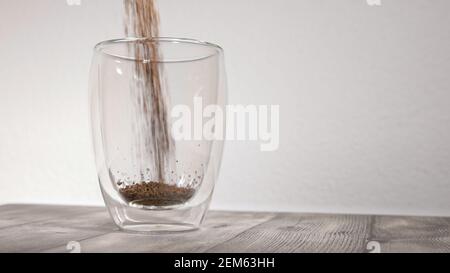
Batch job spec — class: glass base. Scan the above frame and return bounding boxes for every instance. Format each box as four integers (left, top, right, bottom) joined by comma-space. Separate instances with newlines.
118, 223, 199, 234
101, 187, 211, 233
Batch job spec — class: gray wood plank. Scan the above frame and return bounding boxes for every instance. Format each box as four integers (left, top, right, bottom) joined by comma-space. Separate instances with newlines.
0, 204, 105, 229
371, 215, 450, 253
43, 211, 276, 253
207, 213, 372, 253
0, 224, 108, 253
4, 204, 450, 253
0, 204, 112, 252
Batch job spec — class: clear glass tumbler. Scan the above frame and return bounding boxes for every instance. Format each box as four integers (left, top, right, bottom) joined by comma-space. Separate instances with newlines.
89, 38, 227, 232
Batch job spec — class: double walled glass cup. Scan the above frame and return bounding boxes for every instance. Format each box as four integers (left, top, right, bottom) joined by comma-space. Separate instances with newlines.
89, 38, 227, 232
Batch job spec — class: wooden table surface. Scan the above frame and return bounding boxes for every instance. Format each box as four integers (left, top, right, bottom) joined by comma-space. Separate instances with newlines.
1, 204, 450, 253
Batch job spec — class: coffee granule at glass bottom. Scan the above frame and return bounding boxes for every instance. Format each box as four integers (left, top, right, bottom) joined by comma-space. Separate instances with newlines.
119, 182, 195, 206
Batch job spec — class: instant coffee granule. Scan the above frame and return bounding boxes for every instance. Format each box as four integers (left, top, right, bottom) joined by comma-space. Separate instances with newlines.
120, 182, 195, 206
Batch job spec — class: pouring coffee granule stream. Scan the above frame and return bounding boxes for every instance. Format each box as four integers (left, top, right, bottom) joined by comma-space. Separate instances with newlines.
119, 0, 192, 206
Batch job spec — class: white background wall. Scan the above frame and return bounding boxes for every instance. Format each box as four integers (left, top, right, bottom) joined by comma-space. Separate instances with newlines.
1, 0, 450, 216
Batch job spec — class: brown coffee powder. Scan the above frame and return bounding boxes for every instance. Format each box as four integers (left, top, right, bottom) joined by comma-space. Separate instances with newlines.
120, 182, 195, 206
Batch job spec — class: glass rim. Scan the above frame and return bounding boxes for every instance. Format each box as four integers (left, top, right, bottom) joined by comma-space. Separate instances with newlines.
94, 37, 223, 63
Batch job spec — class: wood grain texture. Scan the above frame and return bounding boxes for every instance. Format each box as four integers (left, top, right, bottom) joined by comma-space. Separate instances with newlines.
0, 205, 112, 252
1, 204, 450, 253
370, 216, 450, 253
0, 204, 104, 229
207, 213, 371, 253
